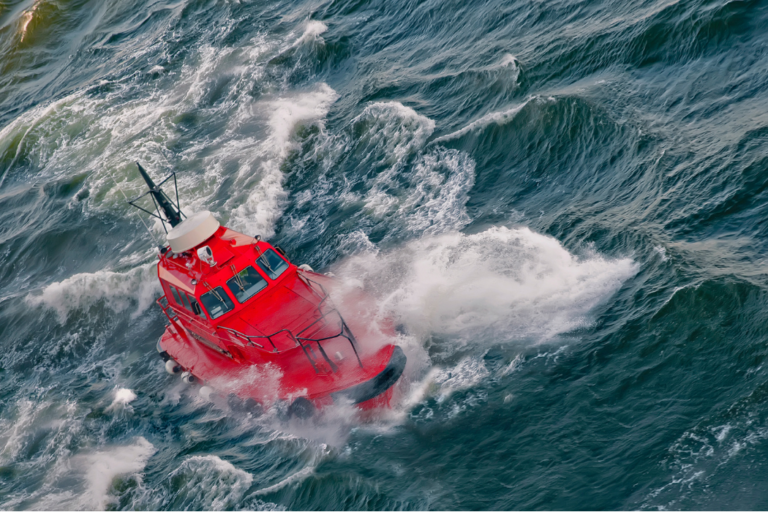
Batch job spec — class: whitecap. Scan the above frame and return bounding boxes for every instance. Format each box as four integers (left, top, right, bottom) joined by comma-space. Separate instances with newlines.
24, 263, 161, 322
432, 358, 490, 403
403, 147, 475, 235
336, 226, 638, 344
227, 83, 339, 237
433, 99, 532, 143
253, 466, 314, 496
167, 455, 254, 510
296, 20, 328, 46
106, 388, 138, 412
28, 437, 156, 511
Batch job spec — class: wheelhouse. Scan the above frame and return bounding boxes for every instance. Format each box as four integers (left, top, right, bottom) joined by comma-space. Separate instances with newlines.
158, 233, 293, 324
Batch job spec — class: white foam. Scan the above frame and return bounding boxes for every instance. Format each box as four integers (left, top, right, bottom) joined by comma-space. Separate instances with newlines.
336, 226, 638, 344
227, 84, 338, 237
27, 437, 156, 511
328, 227, 635, 428
432, 358, 490, 403
403, 148, 475, 235
304, 101, 475, 235
168, 455, 254, 510
0, 399, 40, 463
253, 466, 314, 496
24, 263, 161, 322
352, 102, 436, 218
79, 438, 155, 510
338, 229, 379, 256
433, 98, 532, 143
498, 53, 519, 69
643, 420, 768, 508
0, 22, 335, 245
476, 53, 520, 82
209, 363, 284, 406
355, 102, 435, 166
499, 354, 524, 377
106, 388, 137, 412
296, 20, 328, 46
365, 351, 489, 428
0, 90, 86, 189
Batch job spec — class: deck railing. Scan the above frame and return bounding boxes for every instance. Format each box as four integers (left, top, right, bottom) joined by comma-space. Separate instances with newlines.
218, 273, 363, 373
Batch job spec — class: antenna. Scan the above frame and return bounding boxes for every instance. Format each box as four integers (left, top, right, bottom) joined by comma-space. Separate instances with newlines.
128, 162, 186, 233
111, 176, 163, 250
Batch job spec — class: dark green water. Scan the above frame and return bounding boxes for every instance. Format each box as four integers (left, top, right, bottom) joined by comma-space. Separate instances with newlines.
2, 0, 768, 509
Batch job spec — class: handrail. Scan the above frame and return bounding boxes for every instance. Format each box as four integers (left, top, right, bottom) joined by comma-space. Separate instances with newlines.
299, 273, 363, 367
157, 296, 234, 359
215, 273, 364, 373
158, 296, 218, 337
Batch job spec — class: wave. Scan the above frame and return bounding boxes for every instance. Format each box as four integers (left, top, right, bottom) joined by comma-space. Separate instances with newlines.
433, 99, 531, 143
228, 83, 338, 237
24, 263, 160, 322
0, 17, 338, 243
336, 226, 638, 344
0, 399, 155, 511
72, 437, 155, 510
165, 455, 254, 510
253, 466, 314, 496
278, 100, 476, 247
106, 387, 138, 412
295, 21, 328, 47
402, 147, 475, 235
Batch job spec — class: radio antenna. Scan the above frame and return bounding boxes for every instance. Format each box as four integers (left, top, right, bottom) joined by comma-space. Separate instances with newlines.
111, 176, 163, 250
127, 162, 186, 234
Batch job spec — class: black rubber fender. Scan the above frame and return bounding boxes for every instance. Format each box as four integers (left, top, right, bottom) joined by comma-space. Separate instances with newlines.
333, 345, 407, 405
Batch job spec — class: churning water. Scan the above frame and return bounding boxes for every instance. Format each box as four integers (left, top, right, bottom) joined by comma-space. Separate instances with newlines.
1, 0, 768, 509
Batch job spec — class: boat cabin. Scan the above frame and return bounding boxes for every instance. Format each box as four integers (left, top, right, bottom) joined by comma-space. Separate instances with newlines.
157, 212, 292, 326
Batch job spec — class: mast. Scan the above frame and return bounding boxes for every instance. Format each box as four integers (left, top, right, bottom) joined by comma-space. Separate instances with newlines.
131, 162, 184, 229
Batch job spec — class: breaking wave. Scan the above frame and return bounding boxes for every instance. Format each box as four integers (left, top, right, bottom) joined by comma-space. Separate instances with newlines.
336, 226, 638, 344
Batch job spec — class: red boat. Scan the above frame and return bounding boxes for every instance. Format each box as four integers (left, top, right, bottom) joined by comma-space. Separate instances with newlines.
130, 163, 406, 417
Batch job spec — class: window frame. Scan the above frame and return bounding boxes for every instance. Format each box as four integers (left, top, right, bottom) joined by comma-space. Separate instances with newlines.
187, 294, 206, 320
199, 285, 236, 320
168, 284, 181, 305
256, 248, 290, 280
179, 290, 192, 310
226, 265, 269, 304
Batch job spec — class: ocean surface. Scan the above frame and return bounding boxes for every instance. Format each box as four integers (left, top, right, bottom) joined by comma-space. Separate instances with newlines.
1, 0, 768, 509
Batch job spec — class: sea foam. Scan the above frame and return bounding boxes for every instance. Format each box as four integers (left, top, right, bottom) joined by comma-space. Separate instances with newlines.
337, 226, 637, 344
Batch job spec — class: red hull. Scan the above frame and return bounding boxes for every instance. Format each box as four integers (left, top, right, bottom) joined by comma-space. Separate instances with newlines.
154, 224, 405, 415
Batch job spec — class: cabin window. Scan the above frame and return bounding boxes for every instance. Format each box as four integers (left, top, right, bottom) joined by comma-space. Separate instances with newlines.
256, 249, 289, 279
168, 284, 206, 319
200, 286, 234, 319
168, 285, 181, 305
188, 295, 206, 319
179, 290, 192, 310
226, 266, 268, 303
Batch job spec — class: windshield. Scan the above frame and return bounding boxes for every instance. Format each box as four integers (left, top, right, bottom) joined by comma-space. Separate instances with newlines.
256, 249, 289, 279
226, 266, 268, 303
200, 286, 234, 319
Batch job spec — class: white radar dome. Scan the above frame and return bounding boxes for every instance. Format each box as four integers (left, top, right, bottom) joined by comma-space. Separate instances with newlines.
167, 211, 220, 252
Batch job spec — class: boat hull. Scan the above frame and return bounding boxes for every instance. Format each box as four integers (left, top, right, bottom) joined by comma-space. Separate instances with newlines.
158, 323, 406, 413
